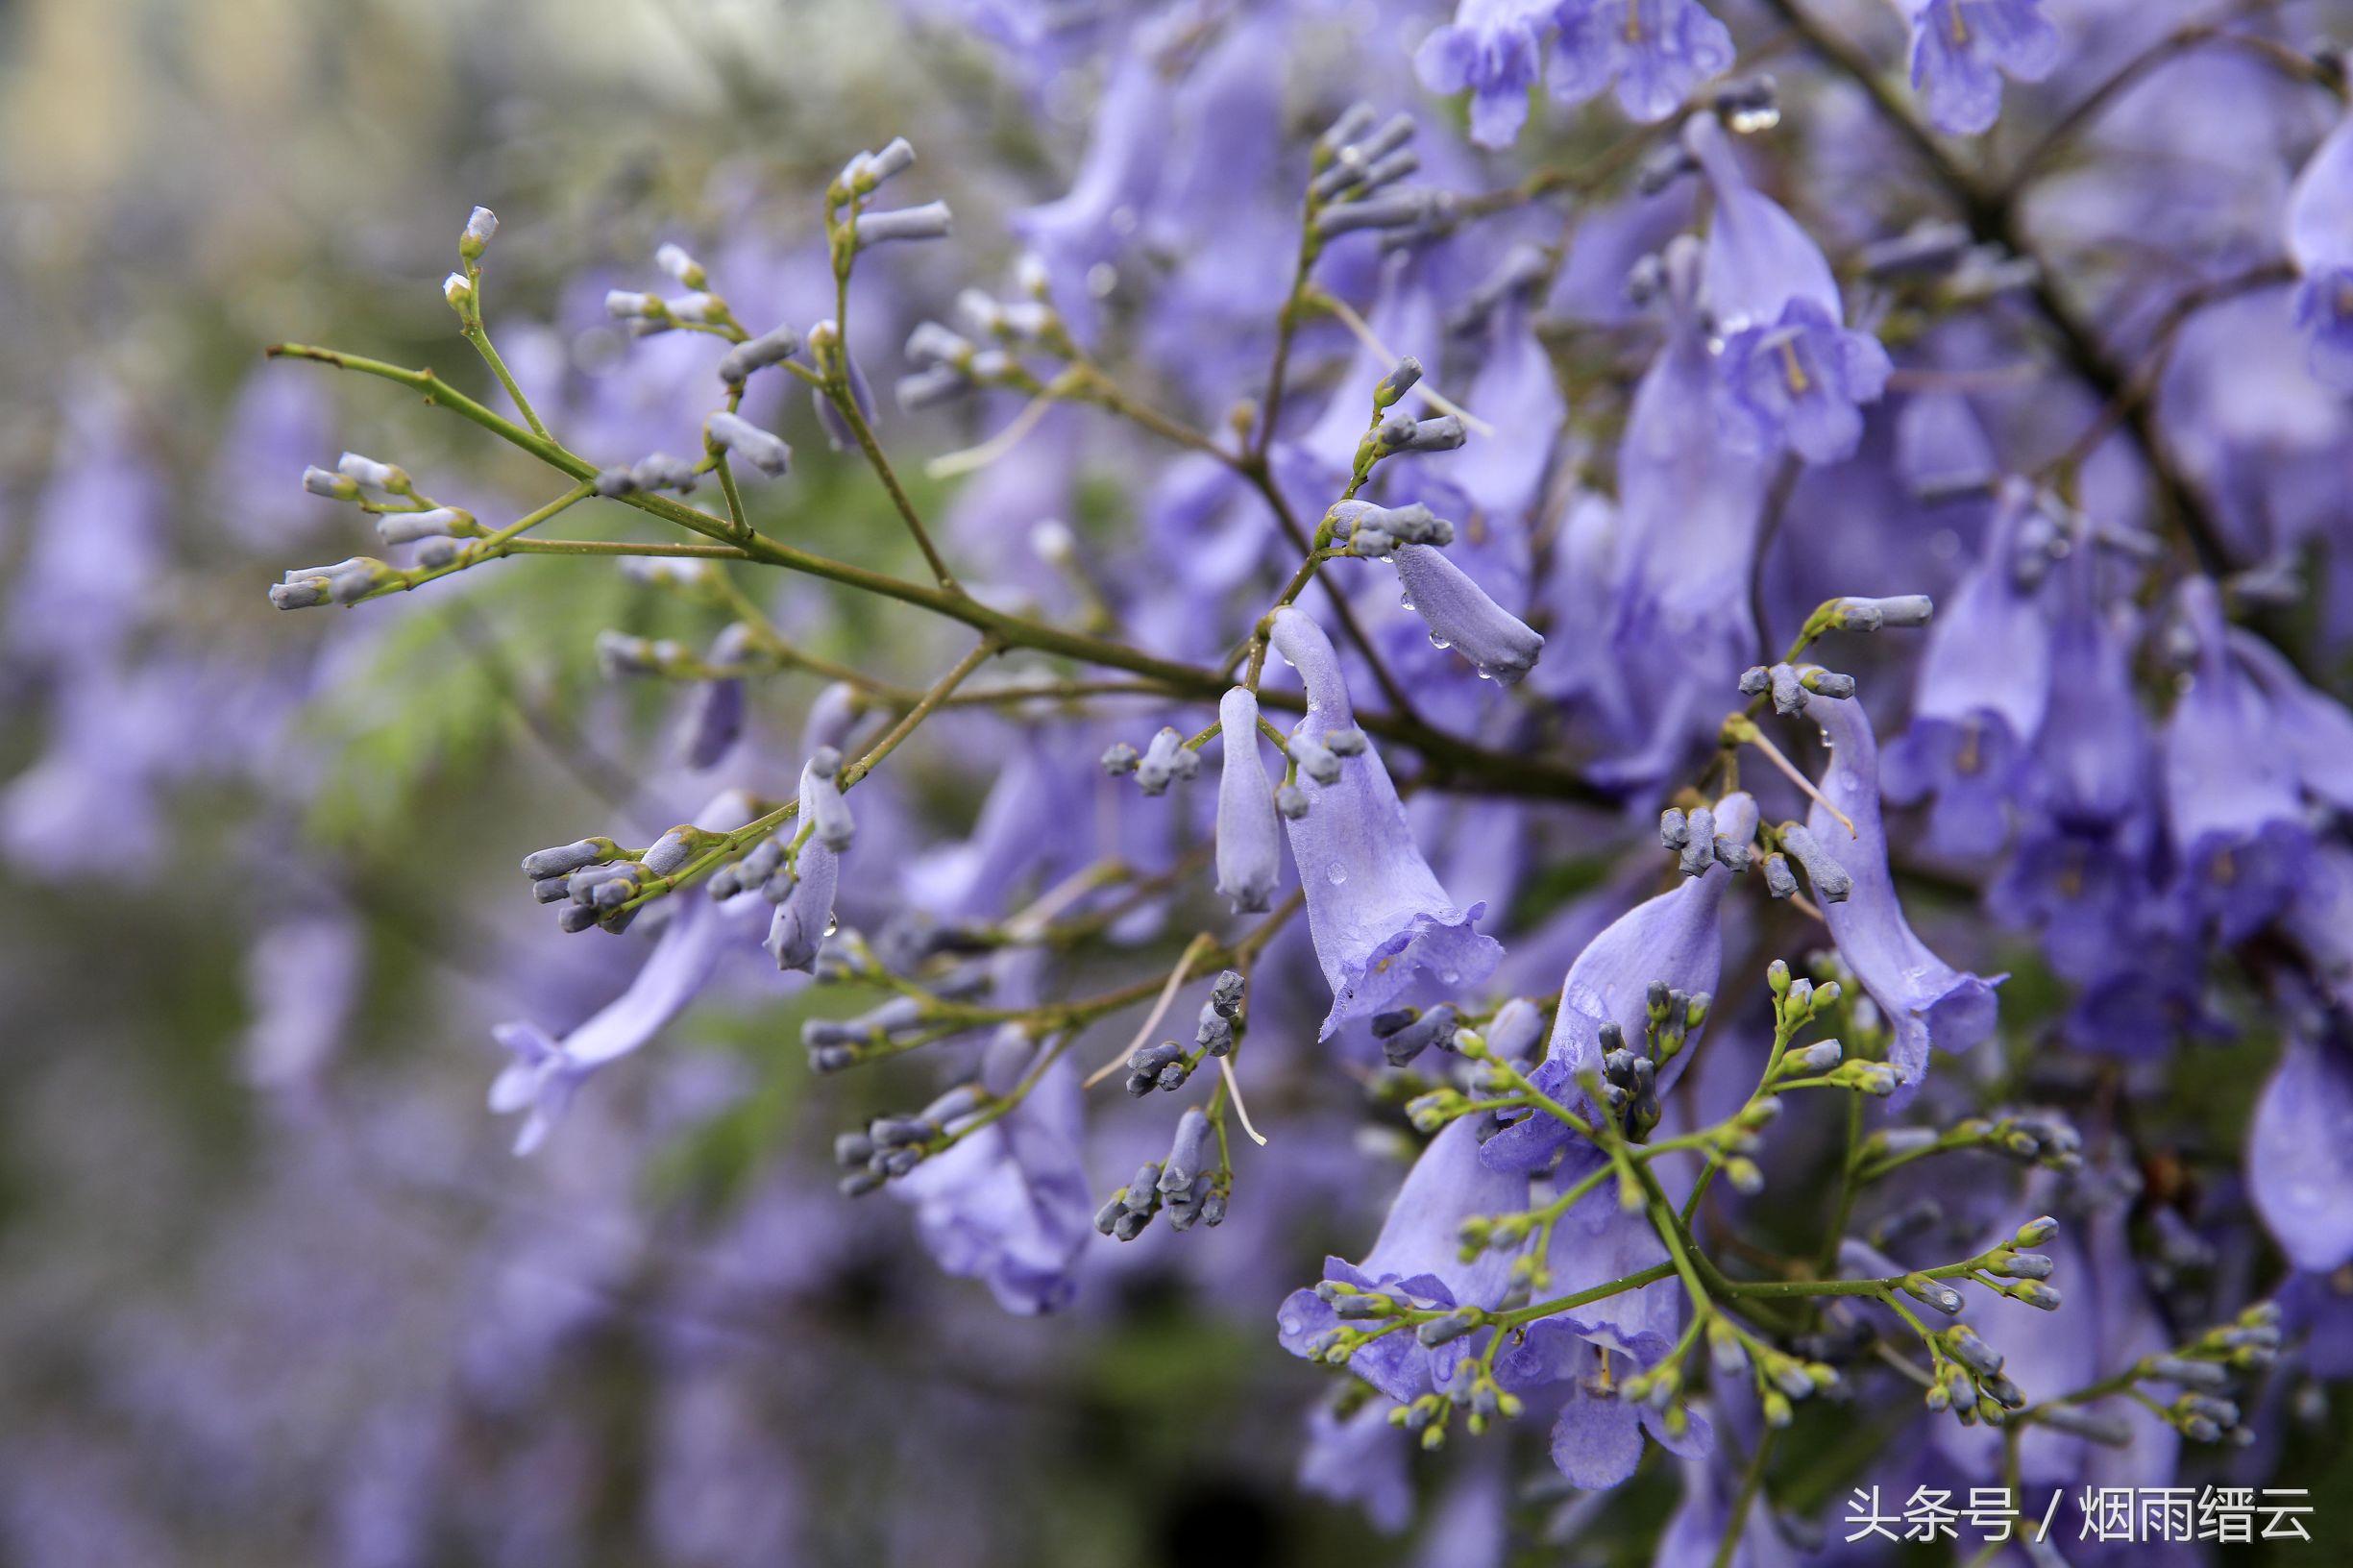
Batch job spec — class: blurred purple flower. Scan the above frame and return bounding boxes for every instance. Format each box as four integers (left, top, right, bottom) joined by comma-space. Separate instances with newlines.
1903, 0, 2060, 136
1552, 1, 1735, 125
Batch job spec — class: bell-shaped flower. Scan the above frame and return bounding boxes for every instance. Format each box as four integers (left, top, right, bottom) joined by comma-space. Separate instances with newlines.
2227, 627, 2353, 817
1214, 687, 1284, 914
1269, 607, 1503, 1037
1587, 236, 1768, 785
2250, 1033, 2353, 1274
1688, 115, 1891, 464
2286, 114, 2353, 390
1552, 0, 1735, 125
1415, 0, 1558, 148
1297, 1401, 1413, 1534
1389, 543, 1545, 685
492, 796, 759, 1154
1483, 794, 1757, 1174
1803, 689, 2000, 1086
1011, 43, 1176, 333
1881, 478, 2052, 857
894, 1025, 1094, 1314
1276, 1116, 1528, 1402
1902, 0, 2060, 136
2161, 577, 2312, 943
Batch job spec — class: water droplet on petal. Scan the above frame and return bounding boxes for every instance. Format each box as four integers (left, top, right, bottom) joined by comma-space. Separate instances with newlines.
1325, 865, 1348, 886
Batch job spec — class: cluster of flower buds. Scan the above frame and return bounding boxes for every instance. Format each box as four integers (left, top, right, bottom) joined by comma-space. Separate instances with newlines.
1769, 821, 1852, 904
823, 136, 952, 254
270, 554, 395, 609
1094, 1112, 1228, 1240
295, 450, 488, 560
1593, 1021, 1673, 1140
1122, 970, 1246, 1096
2102, 1306, 2281, 1446
1739, 661, 1856, 714
1960, 1109, 2086, 1173
604, 244, 739, 338
1371, 1003, 1458, 1068
1102, 726, 1202, 796
592, 453, 703, 497
1353, 409, 1466, 479
1326, 499, 1454, 558
801, 996, 932, 1075
1658, 802, 1752, 878
517, 828, 704, 935
1643, 980, 1712, 1067
704, 408, 793, 478
1307, 103, 1441, 246
1929, 1319, 2029, 1426
834, 1083, 990, 1196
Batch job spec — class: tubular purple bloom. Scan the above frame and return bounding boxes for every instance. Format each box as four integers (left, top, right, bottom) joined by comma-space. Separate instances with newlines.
1388, 544, 1545, 685
1415, 0, 1557, 149
2162, 577, 2311, 943
1803, 687, 2001, 1086
1551, 0, 1735, 125
1881, 479, 2052, 856
490, 879, 739, 1155
1268, 608, 1502, 1038
2228, 628, 2353, 816
1214, 687, 1283, 914
1276, 1117, 1527, 1402
2286, 115, 2353, 390
1902, 0, 2060, 137
894, 1027, 1093, 1313
1483, 794, 1757, 1173
2250, 1035, 2353, 1274
1688, 115, 1891, 463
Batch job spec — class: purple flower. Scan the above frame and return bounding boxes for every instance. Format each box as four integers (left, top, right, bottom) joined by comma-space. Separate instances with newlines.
1011, 43, 1174, 331
894, 1026, 1093, 1313
1583, 235, 1768, 785
1903, 0, 2060, 136
1416, 0, 1557, 149
2228, 627, 2353, 817
1483, 794, 1757, 1173
1214, 687, 1283, 914
1268, 607, 1503, 1038
1389, 544, 1545, 685
2250, 1034, 2353, 1274
2286, 114, 2353, 390
1276, 1116, 1527, 1402
2027, 548, 2151, 834
1802, 688, 2000, 1086
492, 870, 749, 1155
1296, 1401, 1413, 1533
2161, 577, 2311, 943
1551, 0, 1735, 125
1880, 479, 2052, 857
1689, 115, 1892, 464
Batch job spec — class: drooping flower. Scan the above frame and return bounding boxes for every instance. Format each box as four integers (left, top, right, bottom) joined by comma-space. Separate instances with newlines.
1802, 687, 2000, 1086
893, 1025, 1094, 1313
1276, 1116, 1527, 1402
2285, 114, 2353, 390
1415, 0, 1558, 149
1902, 0, 2061, 136
1881, 478, 2052, 857
2227, 627, 2353, 817
1214, 686, 1283, 914
2249, 1033, 2353, 1274
1584, 235, 1767, 785
1296, 1399, 1413, 1533
492, 794, 761, 1154
1010, 39, 1176, 332
1388, 543, 1545, 684
1688, 115, 1892, 464
1268, 607, 1503, 1038
1552, 0, 1735, 126
1483, 793, 1758, 1173
2161, 577, 2311, 943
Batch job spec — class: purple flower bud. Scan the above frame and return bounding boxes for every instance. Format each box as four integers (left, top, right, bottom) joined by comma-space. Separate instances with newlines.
718, 324, 802, 386
1214, 688, 1282, 915
853, 201, 954, 249
706, 410, 792, 477
1389, 544, 1544, 685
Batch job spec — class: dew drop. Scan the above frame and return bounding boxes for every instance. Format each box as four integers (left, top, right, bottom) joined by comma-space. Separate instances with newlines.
1326, 865, 1348, 886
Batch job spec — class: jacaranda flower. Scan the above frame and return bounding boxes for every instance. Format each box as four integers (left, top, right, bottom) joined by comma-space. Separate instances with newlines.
1415, 0, 1558, 149
1552, 0, 1735, 125
2286, 113, 2353, 390
1902, 0, 2060, 136
1269, 607, 1503, 1037
1803, 687, 1999, 1086
1688, 114, 1891, 463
